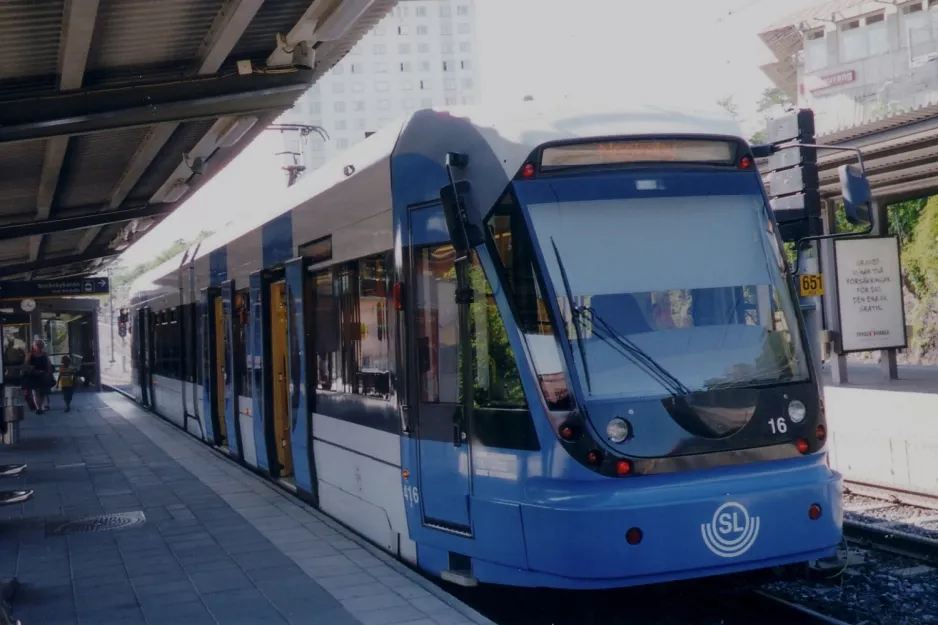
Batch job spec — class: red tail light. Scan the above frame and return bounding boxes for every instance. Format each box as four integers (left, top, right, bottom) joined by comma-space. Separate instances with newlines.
626, 528, 643, 545
586, 449, 602, 465
796, 439, 809, 454
816, 424, 827, 441
559, 424, 576, 441
616, 459, 632, 476
808, 504, 822, 520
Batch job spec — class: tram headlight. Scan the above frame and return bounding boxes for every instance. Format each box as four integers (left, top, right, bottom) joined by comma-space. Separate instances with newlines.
606, 418, 631, 444
788, 400, 806, 424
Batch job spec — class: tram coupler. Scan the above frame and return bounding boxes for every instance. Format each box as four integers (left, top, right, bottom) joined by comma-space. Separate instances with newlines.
806, 545, 853, 580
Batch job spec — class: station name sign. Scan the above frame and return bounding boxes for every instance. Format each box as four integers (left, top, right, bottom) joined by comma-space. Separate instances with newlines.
0, 277, 110, 299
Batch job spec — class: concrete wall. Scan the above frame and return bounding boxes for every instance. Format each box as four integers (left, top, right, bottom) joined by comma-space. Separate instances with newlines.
824, 364, 938, 496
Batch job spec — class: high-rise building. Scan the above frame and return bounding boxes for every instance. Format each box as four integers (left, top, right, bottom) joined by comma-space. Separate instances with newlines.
281, 0, 479, 175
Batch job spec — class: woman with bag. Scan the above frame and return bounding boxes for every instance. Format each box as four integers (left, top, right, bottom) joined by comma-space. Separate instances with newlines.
23, 339, 52, 414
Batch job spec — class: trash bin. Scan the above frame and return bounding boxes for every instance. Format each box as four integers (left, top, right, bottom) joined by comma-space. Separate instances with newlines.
1, 386, 24, 445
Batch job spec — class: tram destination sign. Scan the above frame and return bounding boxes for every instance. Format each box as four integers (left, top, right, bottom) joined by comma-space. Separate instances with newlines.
0, 277, 110, 299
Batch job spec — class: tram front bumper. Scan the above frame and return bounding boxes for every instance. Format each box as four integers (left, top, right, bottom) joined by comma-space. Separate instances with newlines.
518, 455, 843, 585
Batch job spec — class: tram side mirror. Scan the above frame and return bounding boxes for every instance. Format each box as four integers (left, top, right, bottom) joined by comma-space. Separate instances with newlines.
439, 180, 483, 259
838, 164, 872, 227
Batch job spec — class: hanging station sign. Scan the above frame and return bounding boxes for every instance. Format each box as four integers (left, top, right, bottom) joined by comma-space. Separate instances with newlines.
0, 278, 109, 300
833, 235, 907, 353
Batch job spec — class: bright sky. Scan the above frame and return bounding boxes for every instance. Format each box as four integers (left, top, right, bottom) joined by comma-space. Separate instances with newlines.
115, 0, 823, 270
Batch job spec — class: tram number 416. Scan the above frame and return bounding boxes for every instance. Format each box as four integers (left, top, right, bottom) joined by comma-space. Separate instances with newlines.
403, 485, 420, 506
799, 274, 824, 297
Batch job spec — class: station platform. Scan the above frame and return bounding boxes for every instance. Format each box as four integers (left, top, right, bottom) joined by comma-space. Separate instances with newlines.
822, 362, 938, 496
0, 391, 494, 625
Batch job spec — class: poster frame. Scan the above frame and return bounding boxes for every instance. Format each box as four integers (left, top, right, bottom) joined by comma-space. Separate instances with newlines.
832, 234, 908, 354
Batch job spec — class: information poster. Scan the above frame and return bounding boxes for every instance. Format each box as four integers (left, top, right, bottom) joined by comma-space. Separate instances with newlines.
834, 235, 907, 353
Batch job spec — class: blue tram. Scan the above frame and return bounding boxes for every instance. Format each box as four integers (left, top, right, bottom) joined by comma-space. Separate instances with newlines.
126, 102, 845, 590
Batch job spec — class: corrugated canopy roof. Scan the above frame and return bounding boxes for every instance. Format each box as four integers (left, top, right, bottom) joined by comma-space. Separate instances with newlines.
0, 0, 394, 282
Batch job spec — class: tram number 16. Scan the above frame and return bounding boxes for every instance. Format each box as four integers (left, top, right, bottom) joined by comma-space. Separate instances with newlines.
768, 417, 788, 435
403, 485, 420, 507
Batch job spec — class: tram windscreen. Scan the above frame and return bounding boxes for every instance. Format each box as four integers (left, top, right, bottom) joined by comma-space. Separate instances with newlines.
526, 185, 809, 400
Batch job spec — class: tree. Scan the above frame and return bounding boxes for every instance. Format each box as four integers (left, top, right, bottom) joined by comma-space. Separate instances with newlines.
716, 95, 739, 119
751, 88, 795, 145
110, 230, 215, 296
757, 87, 793, 115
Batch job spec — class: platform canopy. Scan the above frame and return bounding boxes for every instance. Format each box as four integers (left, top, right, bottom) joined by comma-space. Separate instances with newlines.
0, 0, 393, 280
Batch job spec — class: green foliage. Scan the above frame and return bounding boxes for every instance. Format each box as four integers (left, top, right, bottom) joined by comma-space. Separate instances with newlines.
752, 87, 794, 146
110, 230, 214, 295
716, 95, 739, 119
757, 88, 791, 114
889, 198, 927, 245
904, 197, 938, 295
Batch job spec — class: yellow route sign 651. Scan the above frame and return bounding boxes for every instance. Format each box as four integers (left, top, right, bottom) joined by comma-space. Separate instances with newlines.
799, 274, 824, 297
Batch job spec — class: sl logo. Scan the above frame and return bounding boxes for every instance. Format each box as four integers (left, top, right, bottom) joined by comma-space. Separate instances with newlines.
701, 502, 760, 558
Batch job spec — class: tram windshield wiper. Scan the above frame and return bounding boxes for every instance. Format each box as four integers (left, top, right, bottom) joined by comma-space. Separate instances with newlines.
549, 237, 691, 399
550, 237, 593, 393
575, 305, 694, 399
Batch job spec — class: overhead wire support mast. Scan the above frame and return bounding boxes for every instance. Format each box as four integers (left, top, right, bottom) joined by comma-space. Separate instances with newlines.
267, 123, 329, 187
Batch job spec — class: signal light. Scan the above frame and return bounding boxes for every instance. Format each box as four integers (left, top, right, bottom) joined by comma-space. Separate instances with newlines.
586, 449, 602, 465
796, 439, 809, 454
808, 504, 822, 520
616, 459, 632, 476
559, 424, 576, 441
521, 162, 536, 178
625, 528, 643, 545
739, 155, 753, 169
816, 424, 826, 441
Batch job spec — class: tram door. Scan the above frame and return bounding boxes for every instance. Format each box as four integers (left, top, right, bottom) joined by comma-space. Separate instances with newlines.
212, 296, 228, 445
269, 280, 294, 477
408, 203, 472, 534
137, 309, 151, 406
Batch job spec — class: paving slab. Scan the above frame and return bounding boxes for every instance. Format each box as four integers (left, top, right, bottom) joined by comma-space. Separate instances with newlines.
0, 391, 495, 625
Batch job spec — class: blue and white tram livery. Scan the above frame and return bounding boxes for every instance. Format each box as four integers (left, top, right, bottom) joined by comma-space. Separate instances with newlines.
126, 101, 846, 590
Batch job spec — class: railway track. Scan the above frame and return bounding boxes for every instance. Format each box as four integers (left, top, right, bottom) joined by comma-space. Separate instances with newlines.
843, 480, 938, 564
439, 576, 857, 624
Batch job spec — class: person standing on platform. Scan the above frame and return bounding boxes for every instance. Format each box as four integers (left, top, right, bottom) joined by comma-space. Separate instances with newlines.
24, 339, 52, 414
57, 355, 77, 412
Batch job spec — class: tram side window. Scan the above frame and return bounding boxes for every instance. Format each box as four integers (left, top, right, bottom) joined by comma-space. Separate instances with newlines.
486, 191, 572, 409
414, 245, 526, 409
356, 255, 392, 399
311, 253, 392, 400
312, 268, 340, 391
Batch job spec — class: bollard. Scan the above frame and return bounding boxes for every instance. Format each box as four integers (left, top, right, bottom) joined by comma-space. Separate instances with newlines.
1, 387, 25, 445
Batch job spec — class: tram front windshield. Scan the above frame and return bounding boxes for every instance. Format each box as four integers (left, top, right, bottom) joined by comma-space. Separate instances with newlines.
523, 171, 809, 401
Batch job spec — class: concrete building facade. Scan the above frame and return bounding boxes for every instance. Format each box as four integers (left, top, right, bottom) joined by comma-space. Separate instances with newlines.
280, 0, 479, 176
760, 0, 938, 134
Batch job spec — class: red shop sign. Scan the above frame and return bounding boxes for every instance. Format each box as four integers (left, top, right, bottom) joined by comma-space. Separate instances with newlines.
808, 70, 856, 92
